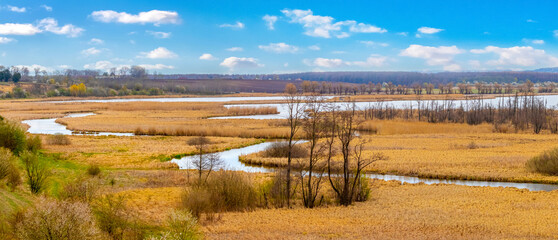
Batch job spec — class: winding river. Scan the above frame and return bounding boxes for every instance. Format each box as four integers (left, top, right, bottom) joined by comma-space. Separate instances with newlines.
20, 95, 558, 192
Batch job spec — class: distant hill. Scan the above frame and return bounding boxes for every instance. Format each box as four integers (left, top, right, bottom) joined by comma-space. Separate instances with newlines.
531, 67, 558, 73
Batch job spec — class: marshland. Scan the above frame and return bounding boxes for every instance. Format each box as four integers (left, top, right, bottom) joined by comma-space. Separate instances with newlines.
2, 75, 558, 239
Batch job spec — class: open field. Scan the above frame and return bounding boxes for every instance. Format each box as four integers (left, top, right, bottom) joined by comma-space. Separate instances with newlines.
42, 135, 263, 168
205, 180, 558, 239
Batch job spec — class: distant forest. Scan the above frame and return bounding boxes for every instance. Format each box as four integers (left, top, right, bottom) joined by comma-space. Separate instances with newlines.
161, 71, 558, 85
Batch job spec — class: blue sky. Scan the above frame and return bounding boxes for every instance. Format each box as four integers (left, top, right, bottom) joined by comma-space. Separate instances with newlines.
0, 0, 557, 74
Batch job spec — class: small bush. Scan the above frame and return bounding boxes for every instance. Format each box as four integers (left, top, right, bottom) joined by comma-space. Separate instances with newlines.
181, 171, 259, 219
7, 167, 22, 190
354, 176, 371, 202
0, 120, 27, 155
20, 151, 49, 194
87, 165, 101, 176
14, 198, 101, 240
467, 141, 479, 149
0, 148, 15, 180
25, 135, 42, 153
161, 210, 202, 240
526, 148, 558, 175
59, 178, 99, 203
46, 134, 71, 145
258, 169, 290, 208
262, 142, 308, 158
93, 195, 144, 240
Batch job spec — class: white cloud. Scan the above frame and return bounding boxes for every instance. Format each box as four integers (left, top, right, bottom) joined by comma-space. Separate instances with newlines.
138, 47, 178, 59
0, 23, 41, 35
7, 6, 26, 13
226, 47, 243, 52
146, 30, 171, 38
281, 9, 386, 38
308, 45, 320, 51
554, 30, 558, 38
0, 37, 14, 44
526, 19, 536, 23
220, 57, 263, 70
360, 41, 389, 47
417, 26, 444, 34
347, 21, 387, 33
400, 44, 463, 70
15, 64, 52, 73
258, 42, 299, 53
89, 38, 104, 45
219, 21, 245, 29
531, 39, 544, 45
138, 64, 174, 70
38, 18, 84, 37
58, 65, 71, 69
199, 53, 217, 60
41, 5, 52, 12
305, 55, 387, 68
352, 55, 387, 68
91, 10, 180, 26
81, 47, 101, 56
470, 46, 558, 67
397, 32, 409, 36
263, 15, 278, 30
308, 58, 346, 68
84, 60, 114, 70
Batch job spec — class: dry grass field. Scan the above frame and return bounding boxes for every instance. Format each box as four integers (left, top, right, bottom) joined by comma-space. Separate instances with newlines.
4, 94, 558, 239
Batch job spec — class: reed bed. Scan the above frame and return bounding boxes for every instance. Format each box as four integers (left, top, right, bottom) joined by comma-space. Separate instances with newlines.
225, 106, 278, 116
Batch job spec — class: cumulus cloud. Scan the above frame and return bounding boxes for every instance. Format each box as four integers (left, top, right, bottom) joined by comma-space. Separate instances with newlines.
81, 47, 101, 56
138, 47, 178, 59
38, 18, 84, 37
91, 10, 180, 26
7, 5, 26, 13
0, 37, 15, 44
199, 53, 217, 60
220, 57, 263, 70
258, 42, 299, 53
41, 5, 52, 12
417, 26, 444, 34
0, 23, 41, 35
146, 30, 171, 38
522, 39, 544, 45
89, 38, 104, 45
219, 21, 245, 29
138, 64, 174, 70
470, 46, 558, 67
84, 60, 114, 70
263, 15, 278, 30
305, 55, 387, 68
226, 47, 243, 52
281, 9, 386, 38
400, 44, 463, 71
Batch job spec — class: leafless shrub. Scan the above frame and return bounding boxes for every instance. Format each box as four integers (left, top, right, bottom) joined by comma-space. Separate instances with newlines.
148, 210, 201, 240
14, 198, 101, 240
59, 178, 99, 203
87, 164, 101, 176
92, 195, 145, 240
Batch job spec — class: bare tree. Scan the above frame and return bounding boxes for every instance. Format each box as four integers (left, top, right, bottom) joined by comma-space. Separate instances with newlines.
326, 102, 385, 206
191, 152, 223, 184
284, 83, 303, 207
299, 94, 327, 208
187, 136, 216, 184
